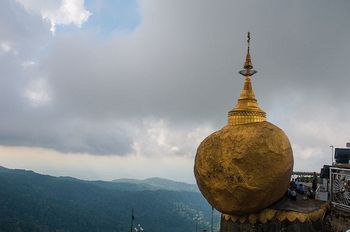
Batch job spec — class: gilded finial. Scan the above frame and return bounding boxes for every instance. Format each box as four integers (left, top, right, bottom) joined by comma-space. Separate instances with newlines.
239, 32, 257, 76
247, 31, 251, 47
229, 32, 265, 125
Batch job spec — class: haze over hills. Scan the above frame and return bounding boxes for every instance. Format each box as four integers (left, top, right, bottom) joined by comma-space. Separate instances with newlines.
0, 166, 219, 232
113, 177, 199, 192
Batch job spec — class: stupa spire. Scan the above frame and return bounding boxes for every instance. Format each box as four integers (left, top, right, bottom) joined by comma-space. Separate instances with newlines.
241, 32, 254, 73
228, 32, 266, 125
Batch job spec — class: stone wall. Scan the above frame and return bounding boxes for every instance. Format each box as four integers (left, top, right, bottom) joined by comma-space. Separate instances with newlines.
220, 216, 323, 232
323, 207, 350, 232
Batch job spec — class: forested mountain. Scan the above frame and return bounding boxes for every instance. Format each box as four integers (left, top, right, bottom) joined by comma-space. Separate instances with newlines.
0, 166, 219, 232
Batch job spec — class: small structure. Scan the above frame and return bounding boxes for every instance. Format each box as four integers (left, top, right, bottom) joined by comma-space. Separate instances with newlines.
321, 146, 350, 231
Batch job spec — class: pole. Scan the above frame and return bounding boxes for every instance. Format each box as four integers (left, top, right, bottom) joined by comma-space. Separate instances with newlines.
330, 145, 334, 165
130, 208, 134, 232
211, 207, 214, 232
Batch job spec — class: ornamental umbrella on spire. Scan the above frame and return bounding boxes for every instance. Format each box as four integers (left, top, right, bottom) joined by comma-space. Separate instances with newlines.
239, 32, 256, 76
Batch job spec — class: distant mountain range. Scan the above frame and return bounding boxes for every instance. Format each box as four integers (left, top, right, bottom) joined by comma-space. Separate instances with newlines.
0, 166, 219, 232
112, 177, 199, 192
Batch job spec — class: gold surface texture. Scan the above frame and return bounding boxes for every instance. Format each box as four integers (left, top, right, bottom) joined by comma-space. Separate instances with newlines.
194, 121, 293, 214
194, 33, 294, 215
228, 75, 266, 125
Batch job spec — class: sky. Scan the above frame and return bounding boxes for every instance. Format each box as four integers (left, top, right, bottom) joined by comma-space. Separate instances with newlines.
0, 0, 350, 183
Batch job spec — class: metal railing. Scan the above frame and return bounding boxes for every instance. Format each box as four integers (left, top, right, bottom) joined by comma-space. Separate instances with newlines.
330, 167, 350, 211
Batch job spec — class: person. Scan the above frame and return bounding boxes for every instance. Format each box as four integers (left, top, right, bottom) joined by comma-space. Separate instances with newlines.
288, 187, 297, 201
312, 172, 318, 193
306, 187, 314, 199
290, 189, 297, 201
290, 178, 296, 190
297, 183, 305, 194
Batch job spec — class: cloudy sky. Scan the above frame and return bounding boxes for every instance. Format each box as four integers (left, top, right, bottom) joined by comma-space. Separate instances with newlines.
0, 0, 349, 183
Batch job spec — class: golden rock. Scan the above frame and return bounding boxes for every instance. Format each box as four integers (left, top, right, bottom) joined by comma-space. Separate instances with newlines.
194, 121, 293, 214
194, 33, 293, 215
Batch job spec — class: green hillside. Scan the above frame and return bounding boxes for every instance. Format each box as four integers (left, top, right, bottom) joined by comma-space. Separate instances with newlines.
0, 166, 219, 232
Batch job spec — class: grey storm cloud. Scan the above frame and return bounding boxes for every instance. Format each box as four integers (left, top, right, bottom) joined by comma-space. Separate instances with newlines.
0, 0, 350, 166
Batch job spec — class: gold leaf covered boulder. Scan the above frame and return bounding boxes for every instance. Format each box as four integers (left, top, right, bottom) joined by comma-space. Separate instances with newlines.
194, 121, 293, 214
194, 33, 293, 215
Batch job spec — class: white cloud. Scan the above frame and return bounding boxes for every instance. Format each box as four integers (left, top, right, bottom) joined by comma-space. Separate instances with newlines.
24, 78, 51, 107
132, 119, 213, 158
22, 60, 36, 68
0, 42, 12, 53
0, 145, 197, 183
1, 0, 350, 181
16, 0, 91, 34
0, 41, 19, 55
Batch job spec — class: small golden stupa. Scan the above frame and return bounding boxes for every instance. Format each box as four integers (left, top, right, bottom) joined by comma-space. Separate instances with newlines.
194, 33, 294, 215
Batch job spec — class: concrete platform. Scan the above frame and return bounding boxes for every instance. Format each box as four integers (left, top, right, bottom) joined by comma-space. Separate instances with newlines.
270, 195, 326, 213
